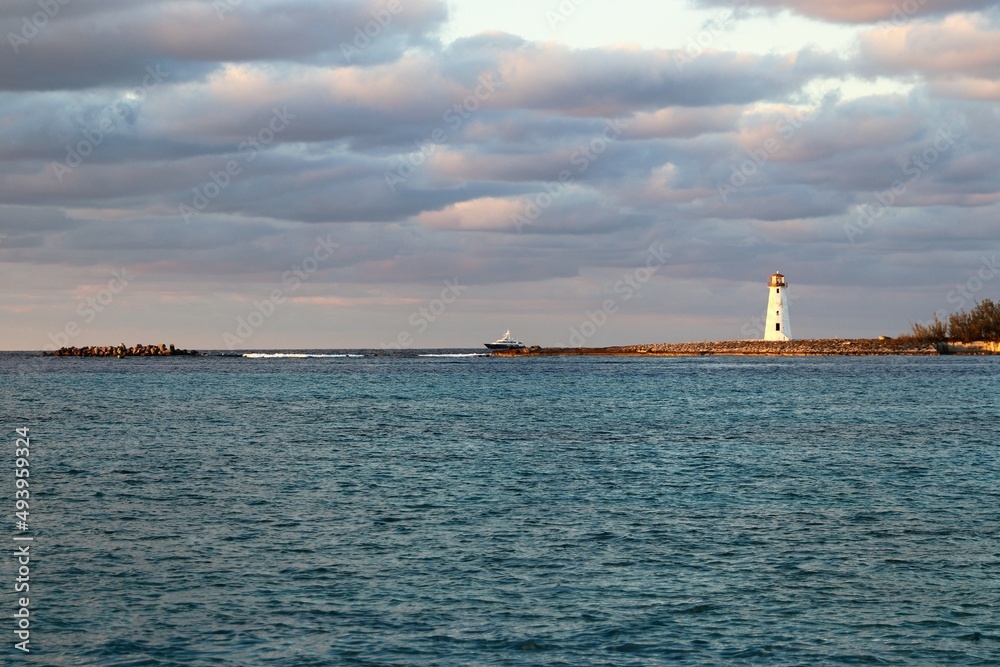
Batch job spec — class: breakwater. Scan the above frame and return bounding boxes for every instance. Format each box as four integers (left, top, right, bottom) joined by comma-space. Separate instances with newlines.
491, 338, 993, 357
44, 343, 198, 357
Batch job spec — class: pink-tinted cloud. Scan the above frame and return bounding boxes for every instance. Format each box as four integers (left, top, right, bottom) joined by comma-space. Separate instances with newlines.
415, 197, 524, 231
857, 14, 1000, 99
858, 14, 1000, 76
627, 106, 743, 139
928, 77, 1000, 100
698, 0, 993, 23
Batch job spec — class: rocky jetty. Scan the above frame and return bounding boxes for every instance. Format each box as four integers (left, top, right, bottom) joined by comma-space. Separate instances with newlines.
491, 338, 961, 357
939, 341, 1000, 354
44, 343, 198, 357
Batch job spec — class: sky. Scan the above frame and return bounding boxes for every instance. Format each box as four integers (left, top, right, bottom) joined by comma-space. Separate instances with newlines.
1, 0, 998, 350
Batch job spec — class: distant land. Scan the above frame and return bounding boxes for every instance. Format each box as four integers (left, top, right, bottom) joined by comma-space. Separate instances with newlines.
491, 339, 1000, 357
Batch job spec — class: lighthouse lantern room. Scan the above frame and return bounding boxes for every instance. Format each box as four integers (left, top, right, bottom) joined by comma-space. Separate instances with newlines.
763, 272, 791, 341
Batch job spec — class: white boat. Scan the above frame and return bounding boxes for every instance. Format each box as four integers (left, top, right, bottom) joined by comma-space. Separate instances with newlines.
483, 330, 526, 350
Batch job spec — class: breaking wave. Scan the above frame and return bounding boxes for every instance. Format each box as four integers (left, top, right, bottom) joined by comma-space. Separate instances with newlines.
418, 353, 487, 358
242, 353, 364, 359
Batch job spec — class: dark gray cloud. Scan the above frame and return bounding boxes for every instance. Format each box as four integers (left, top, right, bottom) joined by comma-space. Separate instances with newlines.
1, 0, 448, 90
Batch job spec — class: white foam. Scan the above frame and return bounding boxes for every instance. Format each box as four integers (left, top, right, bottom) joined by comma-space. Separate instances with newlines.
242, 353, 362, 359
418, 353, 486, 358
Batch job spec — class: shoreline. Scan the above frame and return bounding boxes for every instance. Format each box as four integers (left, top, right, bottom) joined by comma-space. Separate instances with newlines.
491, 339, 1000, 357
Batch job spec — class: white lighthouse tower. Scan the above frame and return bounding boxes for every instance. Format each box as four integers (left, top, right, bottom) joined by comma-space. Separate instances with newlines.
763, 271, 791, 341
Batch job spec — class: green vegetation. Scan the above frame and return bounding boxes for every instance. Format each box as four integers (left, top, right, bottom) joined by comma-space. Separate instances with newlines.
906, 299, 1000, 343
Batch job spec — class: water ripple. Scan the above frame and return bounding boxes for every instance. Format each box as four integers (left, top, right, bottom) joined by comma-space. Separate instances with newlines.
2, 354, 998, 665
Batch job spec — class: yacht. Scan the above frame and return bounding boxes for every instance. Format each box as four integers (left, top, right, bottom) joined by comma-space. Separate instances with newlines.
484, 330, 526, 350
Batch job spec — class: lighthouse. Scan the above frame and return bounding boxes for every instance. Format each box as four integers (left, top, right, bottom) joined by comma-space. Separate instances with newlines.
763, 272, 791, 341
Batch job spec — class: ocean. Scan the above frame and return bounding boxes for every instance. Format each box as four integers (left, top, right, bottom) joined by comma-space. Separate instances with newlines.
2, 352, 998, 665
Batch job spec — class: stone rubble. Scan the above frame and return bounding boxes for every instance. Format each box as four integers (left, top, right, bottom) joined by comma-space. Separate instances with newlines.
44, 343, 198, 357
491, 338, 966, 357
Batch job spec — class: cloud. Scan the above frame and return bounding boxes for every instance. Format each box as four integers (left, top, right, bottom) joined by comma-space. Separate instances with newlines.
1, 0, 449, 91
416, 197, 525, 231
627, 106, 744, 139
1, 1, 999, 347
491, 42, 843, 113
696, 0, 994, 24
856, 14, 1000, 99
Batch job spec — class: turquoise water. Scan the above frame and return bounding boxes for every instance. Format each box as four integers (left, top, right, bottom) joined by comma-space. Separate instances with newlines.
2, 353, 998, 665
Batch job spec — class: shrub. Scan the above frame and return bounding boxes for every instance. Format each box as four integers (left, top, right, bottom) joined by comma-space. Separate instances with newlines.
907, 300, 1000, 342
906, 314, 947, 343
949, 299, 1000, 342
